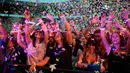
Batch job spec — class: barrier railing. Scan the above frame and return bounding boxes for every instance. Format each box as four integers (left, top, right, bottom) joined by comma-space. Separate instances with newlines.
0, 63, 99, 73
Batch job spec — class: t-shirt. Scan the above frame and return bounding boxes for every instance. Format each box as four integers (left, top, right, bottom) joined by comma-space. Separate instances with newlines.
5, 46, 27, 64
26, 42, 46, 65
108, 47, 129, 73
46, 41, 72, 69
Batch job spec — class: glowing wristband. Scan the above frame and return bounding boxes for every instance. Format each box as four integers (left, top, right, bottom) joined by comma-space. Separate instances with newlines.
100, 27, 105, 30
25, 20, 35, 25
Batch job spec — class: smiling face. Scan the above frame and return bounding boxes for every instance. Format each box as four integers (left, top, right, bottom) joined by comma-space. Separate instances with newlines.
111, 32, 120, 45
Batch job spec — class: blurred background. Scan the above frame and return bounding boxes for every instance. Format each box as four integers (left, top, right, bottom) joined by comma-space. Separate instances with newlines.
0, 0, 129, 32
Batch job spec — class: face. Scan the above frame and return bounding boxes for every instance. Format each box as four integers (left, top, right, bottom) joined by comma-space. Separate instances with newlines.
111, 32, 120, 45
94, 33, 101, 41
54, 32, 62, 43
35, 31, 43, 39
49, 37, 55, 44
88, 44, 95, 51
8, 40, 14, 49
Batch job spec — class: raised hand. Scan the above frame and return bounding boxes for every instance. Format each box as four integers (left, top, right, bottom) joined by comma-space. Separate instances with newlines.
113, 21, 122, 29
47, 13, 54, 22
91, 16, 99, 24
70, 20, 75, 27
100, 13, 106, 27
122, 9, 128, 20
41, 23, 47, 31
24, 9, 30, 20
38, 18, 44, 24
18, 24, 23, 30
108, 11, 115, 20
101, 13, 106, 23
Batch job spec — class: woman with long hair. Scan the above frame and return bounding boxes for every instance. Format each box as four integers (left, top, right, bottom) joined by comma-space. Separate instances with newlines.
100, 13, 130, 73
76, 35, 105, 72
17, 10, 48, 65
29, 14, 73, 73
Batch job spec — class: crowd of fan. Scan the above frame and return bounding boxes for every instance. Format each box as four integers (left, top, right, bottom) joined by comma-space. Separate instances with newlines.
0, 7, 130, 73
2, 0, 129, 31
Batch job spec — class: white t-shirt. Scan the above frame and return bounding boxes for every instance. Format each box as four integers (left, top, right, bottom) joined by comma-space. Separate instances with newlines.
26, 42, 46, 65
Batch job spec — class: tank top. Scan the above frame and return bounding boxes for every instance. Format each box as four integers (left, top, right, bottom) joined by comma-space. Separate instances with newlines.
108, 47, 129, 73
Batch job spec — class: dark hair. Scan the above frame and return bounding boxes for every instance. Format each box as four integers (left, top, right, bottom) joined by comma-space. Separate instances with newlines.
94, 29, 100, 34
85, 34, 98, 51
85, 34, 99, 56
42, 18, 51, 24
31, 30, 44, 47
111, 31, 127, 47
120, 35, 127, 47
7, 35, 17, 48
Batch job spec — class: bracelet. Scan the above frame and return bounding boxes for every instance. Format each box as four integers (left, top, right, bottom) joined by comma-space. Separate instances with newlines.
25, 20, 35, 25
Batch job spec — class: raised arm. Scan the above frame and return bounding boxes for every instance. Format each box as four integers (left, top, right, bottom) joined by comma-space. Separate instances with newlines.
46, 13, 54, 23
84, 16, 99, 39
24, 9, 32, 44
39, 18, 49, 45
70, 20, 77, 32
60, 14, 73, 45
123, 9, 130, 29
24, 9, 31, 21
0, 22, 8, 42
107, 11, 115, 37
100, 14, 111, 55
17, 24, 27, 49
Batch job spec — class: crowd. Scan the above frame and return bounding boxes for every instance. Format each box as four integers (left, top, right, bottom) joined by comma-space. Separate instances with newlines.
0, 6, 130, 73
1, 0, 129, 31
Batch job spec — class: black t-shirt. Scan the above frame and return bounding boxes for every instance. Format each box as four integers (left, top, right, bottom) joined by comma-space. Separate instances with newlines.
108, 47, 129, 73
5, 46, 27, 64
72, 38, 84, 57
46, 41, 72, 69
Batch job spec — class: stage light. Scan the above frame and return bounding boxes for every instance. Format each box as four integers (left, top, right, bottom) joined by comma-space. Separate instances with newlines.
17, 0, 68, 3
